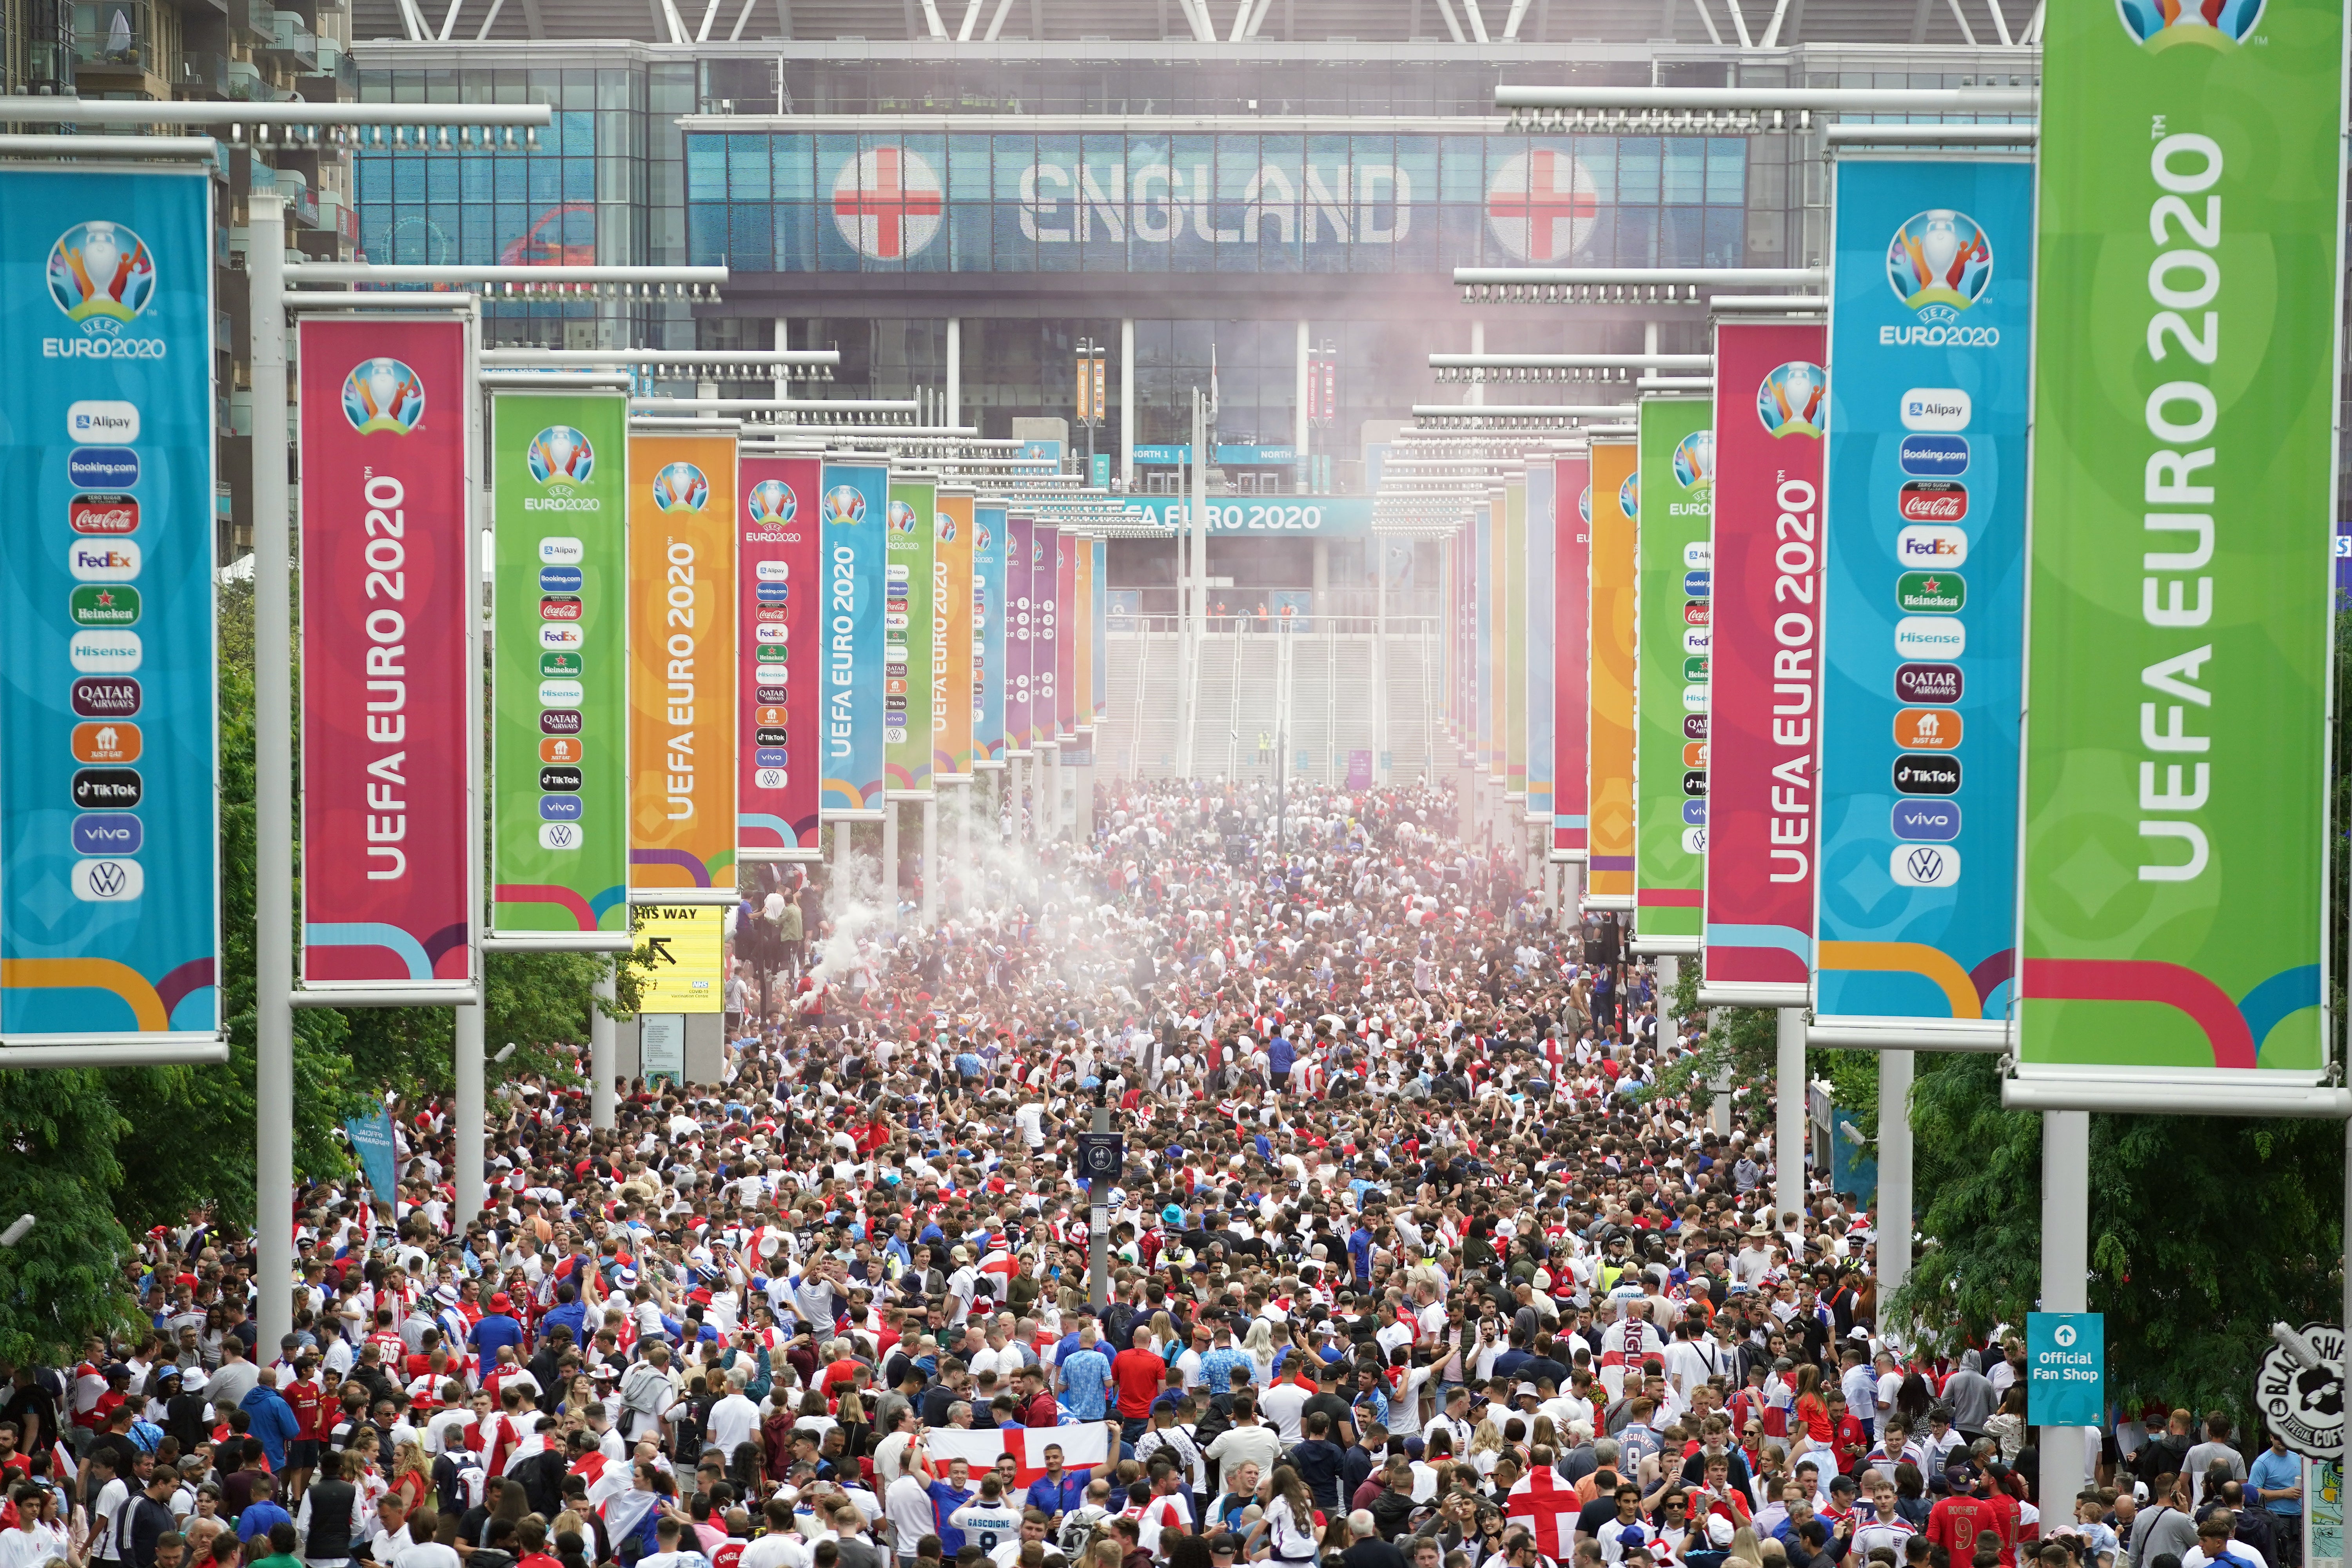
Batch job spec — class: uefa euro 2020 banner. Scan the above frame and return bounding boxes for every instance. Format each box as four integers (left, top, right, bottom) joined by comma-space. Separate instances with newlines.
973, 501, 1008, 766
1054, 525, 1077, 739
934, 489, 976, 780
1815, 158, 2031, 1048
737, 452, 822, 859
1007, 514, 1036, 754
627, 432, 737, 902
1091, 536, 1108, 727
1036, 525, 1064, 740
2017, 0, 2346, 1100
1585, 441, 1637, 905
1503, 478, 1528, 800
0, 169, 221, 1042
819, 457, 887, 816
885, 476, 937, 797
1702, 322, 1826, 1005
1633, 397, 1711, 950
300, 316, 476, 995
1526, 462, 1555, 833
490, 392, 631, 940
1551, 450, 1590, 862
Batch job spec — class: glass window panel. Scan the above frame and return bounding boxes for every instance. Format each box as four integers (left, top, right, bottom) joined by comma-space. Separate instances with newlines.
948, 134, 991, 201
1662, 138, 1705, 205
728, 204, 773, 272
1080, 134, 1129, 272
1707, 137, 1746, 205
727, 134, 769, 201
774, 134, 815, 201
1126, 137, 1174, 272
1618, 137, 1661, 204
689, 204, 730, 267
687, 136, 725, 201
1441, 136, 1486, 202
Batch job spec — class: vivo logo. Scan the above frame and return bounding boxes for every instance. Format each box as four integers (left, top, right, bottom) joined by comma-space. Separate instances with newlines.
71, 813, 143, 855
1891, 800, 1961, 842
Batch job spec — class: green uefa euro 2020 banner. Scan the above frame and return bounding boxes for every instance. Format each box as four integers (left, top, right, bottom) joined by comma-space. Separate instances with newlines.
491, 394, 631, 938
1635, 396, 1712, 947
2020, 0, 2345, 1092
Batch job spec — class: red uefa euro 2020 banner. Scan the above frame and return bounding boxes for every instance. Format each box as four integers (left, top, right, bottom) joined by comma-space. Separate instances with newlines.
737, 453, 822, 858
298, 317, 476, 992
1701, 319, 1827, 999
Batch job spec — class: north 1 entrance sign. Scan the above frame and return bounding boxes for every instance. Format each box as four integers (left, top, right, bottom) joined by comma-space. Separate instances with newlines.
2025, 1311, 2104, 1428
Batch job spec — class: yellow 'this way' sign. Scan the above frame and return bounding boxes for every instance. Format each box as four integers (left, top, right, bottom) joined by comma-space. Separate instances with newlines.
633, 904, 726, 1013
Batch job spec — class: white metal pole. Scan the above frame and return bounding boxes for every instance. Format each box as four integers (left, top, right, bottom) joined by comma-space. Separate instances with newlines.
946, 318, 961, 428
1468, 320, 1484, 407
454, 998, 485, 1227
1656, 954, 1679, 1042
1295, 320, 1311, 493
1775, 1005, 1806, 1222
251, 191, 296, 1356
1120, 318, 1136, 490
921, 797, 939, 925
1877, 1048, 1915, 1318
2040, 1111, 2090, 1501
1375, 542, 1389, 780
591, 968, 617, 1130
882, 801, 900, 912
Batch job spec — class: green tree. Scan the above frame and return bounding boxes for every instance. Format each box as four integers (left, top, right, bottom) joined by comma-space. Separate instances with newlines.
1892, 1052, 2343, 1425
0, 1070, 141, 1362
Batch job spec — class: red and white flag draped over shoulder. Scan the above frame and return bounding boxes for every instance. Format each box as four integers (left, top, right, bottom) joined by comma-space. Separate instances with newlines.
1505, 1469, 1583, 1560
923, 1424, 1112, 1487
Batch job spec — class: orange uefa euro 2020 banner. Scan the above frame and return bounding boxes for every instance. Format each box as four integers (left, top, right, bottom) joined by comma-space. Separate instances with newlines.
628, 432, 737, 901
934, 489, 975, 779
1587, 439, 1638, 902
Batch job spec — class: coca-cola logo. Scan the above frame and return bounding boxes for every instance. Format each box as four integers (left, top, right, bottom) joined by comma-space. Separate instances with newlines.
70, 493, 139, 535
1897, 480, 1967, 522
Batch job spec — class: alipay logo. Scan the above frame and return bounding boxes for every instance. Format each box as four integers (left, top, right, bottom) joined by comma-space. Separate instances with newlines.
1901, 389, 1971, 432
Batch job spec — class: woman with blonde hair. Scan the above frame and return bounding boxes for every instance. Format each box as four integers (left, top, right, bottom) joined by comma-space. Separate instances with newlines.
1242, 1319, 1278, 1391
387, 1441, 431, 1521
1466, 1416, 1505, 1479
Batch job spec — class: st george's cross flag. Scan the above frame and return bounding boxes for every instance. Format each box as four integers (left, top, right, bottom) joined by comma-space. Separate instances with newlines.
922, 1422, 1112, 1487
1505, 1469, 1583, 1559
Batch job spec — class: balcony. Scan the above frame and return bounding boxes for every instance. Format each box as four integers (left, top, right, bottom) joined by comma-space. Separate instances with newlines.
224, 57, 286, 102
265, 9, 318, 69
175, 50, 228, 96
71, 6, 171, 98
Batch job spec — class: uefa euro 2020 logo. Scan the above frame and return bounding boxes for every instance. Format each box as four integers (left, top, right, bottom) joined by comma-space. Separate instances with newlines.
1887, 209, 1994, 321
1619, 472, 1639, 521
1578, 487, 1592, 527
1672, 430, 1715, 493
936, 512, 957, 543
748, 479, 797, 527
888, 499, 919, 534
976, 525, 993, 552
1032, 539, 1045, 568
824, 485, 866, 526
49, 221, 156, 327
1757, 362, 1828, 440
343, 358, 426, 435
2117, 0, 2263, 49
651, 462, 709, 512
528, 426, 594, 484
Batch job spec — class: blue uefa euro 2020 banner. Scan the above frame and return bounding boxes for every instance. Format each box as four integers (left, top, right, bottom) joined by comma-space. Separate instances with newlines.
974, 501, 1008, 765
819, 458, 888, 817
0, 169, 219, 1046
1813, 157, 2033, 1046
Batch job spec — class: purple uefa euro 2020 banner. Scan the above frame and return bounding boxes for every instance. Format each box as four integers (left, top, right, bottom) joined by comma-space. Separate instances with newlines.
1006, 513, 1036, 754
738, 452, 822, 857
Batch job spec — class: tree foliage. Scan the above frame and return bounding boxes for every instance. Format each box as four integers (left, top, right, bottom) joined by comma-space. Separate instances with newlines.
1893, 1052, 2343, 1425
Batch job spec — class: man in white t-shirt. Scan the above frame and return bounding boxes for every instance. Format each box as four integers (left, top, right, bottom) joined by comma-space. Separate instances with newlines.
1136, 1471, 1193, 1555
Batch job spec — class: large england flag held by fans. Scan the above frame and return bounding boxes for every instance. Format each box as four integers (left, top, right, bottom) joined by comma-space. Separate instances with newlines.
924, 1423, 1112, 1486
1504, 1469, 1582, 1559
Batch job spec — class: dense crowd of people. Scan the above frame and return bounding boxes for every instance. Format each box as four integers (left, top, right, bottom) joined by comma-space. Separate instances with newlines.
0, 779, 2302, 1568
